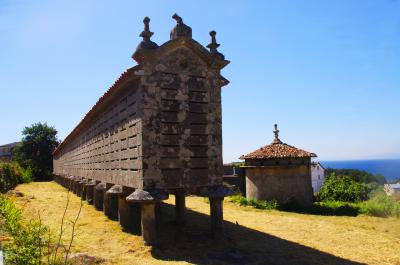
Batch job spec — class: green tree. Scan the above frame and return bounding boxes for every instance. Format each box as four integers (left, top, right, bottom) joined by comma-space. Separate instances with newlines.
317, 173, 371, 202
13, 122, 59, 181
325, 168, 387, 184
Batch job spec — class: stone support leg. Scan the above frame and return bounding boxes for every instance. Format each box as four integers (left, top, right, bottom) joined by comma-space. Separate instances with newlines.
175, 190, 186, 225
104, 185, 119, 221
80, 181, 88, 199
74, 179, 82, 195
118, 196, 141, 234
76, 182, 82, 197
67, 177, 74, 191
94, 183, 106, 211
141, 202, 157, 246
209, 197, 224, 239
85, 182, 95, 205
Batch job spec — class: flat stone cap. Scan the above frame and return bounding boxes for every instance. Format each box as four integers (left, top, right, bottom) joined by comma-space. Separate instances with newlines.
106, 185, 123, 194
200, 185, 237, 198
126, 189, 169, 203
73, 176, 83, 182
95, 182, 107, 190
86, 180, 97, 186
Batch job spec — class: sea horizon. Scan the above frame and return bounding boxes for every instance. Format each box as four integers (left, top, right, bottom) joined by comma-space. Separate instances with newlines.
321, 158, 400, 182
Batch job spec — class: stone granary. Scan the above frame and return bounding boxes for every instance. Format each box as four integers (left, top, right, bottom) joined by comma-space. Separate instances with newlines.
53, 14, 233, 245
240, 125, 316, 207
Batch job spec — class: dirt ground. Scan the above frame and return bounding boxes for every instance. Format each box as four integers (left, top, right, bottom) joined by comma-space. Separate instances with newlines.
10, 182, 400, 265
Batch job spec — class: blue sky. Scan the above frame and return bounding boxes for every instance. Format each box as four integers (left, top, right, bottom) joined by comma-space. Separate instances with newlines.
0, 0, 399, 162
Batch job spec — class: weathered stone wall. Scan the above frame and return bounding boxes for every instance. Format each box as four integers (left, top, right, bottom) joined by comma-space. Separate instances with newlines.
139, 46, 223, 190
54, 42, 226, 191
53, 73, 145, 188
245, 158, 313, 206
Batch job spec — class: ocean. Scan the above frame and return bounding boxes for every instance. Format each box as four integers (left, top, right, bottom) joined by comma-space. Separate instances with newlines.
321, 159, 400, 182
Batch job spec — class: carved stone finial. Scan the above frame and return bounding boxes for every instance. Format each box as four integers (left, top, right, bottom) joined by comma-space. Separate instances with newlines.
207, 30, 225, 60
140, 16, 152, 39
132, 16, 159, 63
273, 124, 282, 144
172, 13, 183, 24
170, 13, 192, 39
139, 16, 156, 44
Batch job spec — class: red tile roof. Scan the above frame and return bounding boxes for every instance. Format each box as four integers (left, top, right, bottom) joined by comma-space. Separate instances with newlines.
240, 142, 316, 160
53, 65, 141, 155
240, 124, 316, 160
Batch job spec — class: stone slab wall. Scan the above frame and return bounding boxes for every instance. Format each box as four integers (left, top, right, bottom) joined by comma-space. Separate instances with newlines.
53, 75, 145, 188
54, 41, 226, 191
245, 158, 313, 206
139, 46, 223, 190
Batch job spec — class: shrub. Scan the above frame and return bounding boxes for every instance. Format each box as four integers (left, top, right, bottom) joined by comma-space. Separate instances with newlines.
0, 162, 24, 193
325, 168, 386, 184
230, 195, 279, 210
359, 192, 400, 218
0, 194, 45, 264
317, 174, 370, 202
21, 166, 33, 183
0, 193, 81, 264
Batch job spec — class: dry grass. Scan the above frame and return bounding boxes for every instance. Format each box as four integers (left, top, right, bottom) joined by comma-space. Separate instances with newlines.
11, 182, 400, 265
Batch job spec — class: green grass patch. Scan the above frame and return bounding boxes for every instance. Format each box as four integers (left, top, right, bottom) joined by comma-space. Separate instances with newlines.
229, 195, 279, 210
230, 193, 400, 218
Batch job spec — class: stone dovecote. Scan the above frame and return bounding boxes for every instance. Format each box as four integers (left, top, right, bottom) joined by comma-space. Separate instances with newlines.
53, 14, 233, 245
240, 124, 316, 207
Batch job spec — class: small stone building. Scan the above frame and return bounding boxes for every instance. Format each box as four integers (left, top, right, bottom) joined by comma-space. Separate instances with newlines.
53, 14, 232, 245
240, 125, 316, 207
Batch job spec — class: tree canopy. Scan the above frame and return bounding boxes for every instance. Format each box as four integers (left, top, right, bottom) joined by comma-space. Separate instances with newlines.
13, 122, 59, 181
325, 168, 386, 185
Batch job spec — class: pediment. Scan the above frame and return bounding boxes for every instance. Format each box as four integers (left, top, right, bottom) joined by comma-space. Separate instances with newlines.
144, 38, 228, 76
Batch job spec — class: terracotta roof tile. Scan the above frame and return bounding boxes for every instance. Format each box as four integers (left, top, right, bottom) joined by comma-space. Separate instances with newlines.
240, 124, 316, 160
240, 142, 316, 160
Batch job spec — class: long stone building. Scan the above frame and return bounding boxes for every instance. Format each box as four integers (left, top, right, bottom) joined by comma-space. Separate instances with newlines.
240, 125, 316, 207
53, 14, 233, 245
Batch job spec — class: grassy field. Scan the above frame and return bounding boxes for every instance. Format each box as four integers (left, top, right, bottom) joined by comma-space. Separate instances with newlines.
6, 182, 400, 265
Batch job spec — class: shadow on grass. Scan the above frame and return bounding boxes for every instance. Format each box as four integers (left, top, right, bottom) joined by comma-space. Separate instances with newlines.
279, 203, 360, 217
152, 202, 366, 265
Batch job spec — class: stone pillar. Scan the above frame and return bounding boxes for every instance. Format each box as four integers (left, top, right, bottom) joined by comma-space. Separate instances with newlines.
94, 183, 106, 211
104, 185, 121, 221
141, 202, 157, 246
175, 190, 186, 225
76, 179, 83, 197
85, 180, 96, 205
209, 197, 224, 239
80, 179, 88, 199
60, 176, 65, 187
71, 177, 76, 194
126, 189, 169, 246
63, 176, 69, 188
118, 191, 141, 234
72, 177, 80, 195
67, 176, 74, 191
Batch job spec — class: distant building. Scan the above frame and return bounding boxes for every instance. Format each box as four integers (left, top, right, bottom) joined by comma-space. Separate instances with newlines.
311, 162, 325, 193
223, 163, 246, 195
0, 142, 20, 162
384, 183, 400, 198
240, 124, 316, 207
